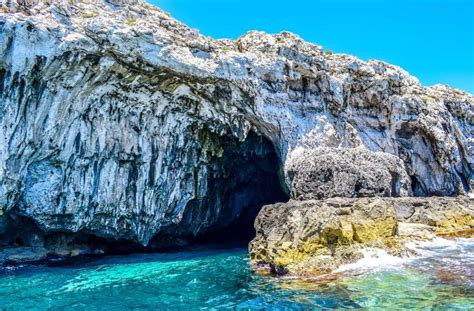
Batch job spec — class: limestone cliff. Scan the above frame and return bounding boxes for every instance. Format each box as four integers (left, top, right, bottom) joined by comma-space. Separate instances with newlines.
0, 0, 473, 253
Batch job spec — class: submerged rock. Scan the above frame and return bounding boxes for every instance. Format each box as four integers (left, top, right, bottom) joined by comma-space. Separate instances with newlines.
0, 0, 473, 254
249, 197, 473, 277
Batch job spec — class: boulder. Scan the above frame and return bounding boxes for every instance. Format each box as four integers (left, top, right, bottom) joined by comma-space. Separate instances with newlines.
286, 147, 412, 200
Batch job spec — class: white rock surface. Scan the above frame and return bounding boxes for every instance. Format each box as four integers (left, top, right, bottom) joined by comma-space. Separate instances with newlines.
0, 0, 472, 245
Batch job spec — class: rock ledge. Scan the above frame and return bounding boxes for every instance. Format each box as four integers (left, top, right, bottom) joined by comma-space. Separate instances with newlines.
250, 196, 473, 277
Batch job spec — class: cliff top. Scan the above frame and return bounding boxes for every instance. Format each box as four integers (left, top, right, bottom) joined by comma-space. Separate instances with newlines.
1, 0, 472, 103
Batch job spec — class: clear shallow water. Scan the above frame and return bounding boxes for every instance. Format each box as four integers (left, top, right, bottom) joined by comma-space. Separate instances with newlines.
0, 239, 473, 310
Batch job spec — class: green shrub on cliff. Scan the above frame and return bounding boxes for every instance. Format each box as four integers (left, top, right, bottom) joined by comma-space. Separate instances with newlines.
82, 11, 98, 18
125, 18, 137, 25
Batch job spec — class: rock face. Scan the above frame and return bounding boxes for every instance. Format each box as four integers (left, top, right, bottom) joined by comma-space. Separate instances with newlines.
250, 197, 473, 276
287, 147, 412, 200
0, 0, 473, 253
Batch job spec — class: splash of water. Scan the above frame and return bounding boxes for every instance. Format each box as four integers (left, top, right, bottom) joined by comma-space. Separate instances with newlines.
333, 247, 411, 274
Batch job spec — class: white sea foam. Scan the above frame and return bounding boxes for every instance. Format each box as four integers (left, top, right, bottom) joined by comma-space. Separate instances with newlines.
405, 237, 474, 256
334, 238, 474, 274
333, 248, 410, 274
406, 237, 457, 249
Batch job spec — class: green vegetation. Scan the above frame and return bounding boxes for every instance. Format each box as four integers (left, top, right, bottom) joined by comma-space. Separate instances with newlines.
324, 50, 333, 56
125, 18, 137, 25
235, 39, 244, 52
276, 39, 285, 45
81, 11, 98, 18
421, 94, 441, 104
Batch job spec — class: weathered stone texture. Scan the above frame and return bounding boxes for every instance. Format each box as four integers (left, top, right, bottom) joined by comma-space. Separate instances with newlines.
287, 147, 412, 200
250, 197, 473, 276
0, 1, 472, 248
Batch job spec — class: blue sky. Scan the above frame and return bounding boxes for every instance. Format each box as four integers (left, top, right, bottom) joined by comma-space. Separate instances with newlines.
150, 0, 474, 93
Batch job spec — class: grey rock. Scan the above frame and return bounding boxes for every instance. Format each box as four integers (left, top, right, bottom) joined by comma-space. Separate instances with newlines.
0, 247, 48, 265
393, 196, 474, 230
397, 222, 435, 239
287, 147, 412, 200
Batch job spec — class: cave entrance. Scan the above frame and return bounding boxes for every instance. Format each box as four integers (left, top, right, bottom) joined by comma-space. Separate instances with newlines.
193, 131, 290, 246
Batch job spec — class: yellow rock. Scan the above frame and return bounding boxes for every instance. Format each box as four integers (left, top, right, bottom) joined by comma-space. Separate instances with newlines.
338, 218, 354, 244
352, 219, 396, 242
437, 213, 473, 231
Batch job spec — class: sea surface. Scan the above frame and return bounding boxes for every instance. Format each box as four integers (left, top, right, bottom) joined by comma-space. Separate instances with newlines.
0, 238, 473, 310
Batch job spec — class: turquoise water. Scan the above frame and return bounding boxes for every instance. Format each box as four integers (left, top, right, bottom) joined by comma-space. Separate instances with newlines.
0, 239, 473, 310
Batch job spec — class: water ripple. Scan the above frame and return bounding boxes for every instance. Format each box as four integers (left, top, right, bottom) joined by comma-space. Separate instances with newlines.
0, 241, 472, 309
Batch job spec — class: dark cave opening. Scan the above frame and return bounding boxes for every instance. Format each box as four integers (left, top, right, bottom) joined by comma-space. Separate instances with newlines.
0, 131, 290, 267
187, 131, 290, 246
